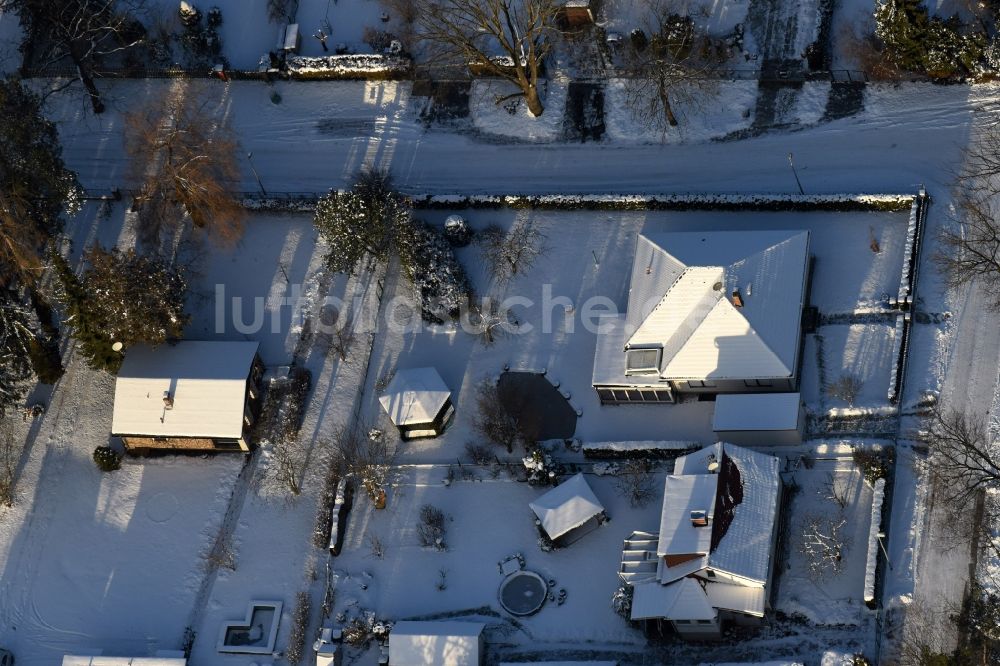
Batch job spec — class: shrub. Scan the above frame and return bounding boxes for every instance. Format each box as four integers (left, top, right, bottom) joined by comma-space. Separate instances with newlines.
286, 590, 311, 664
28, 337, 63, 384
443, 215, 473, 247
417, 503, 448, 549
93, 446, 122, 472
853, 447, 891, 485
398, 220, 471, 323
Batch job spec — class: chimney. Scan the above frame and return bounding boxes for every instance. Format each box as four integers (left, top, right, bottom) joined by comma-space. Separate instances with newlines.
731, 289, 743, 308
690, 510, 709, 527
163, 391, 174, 410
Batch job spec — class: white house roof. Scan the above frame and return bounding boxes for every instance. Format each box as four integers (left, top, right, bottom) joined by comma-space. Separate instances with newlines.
704, 581, 766, 616
111, 341, 259, 439
713, 393, 802, 432
656, 474, 718, 558
389, 621, 484, 666
630, 578, 717, 621
621, 230, 809, 381
529, 473, 605, 540
379, 367, 451, 427
666, 443, 781, 584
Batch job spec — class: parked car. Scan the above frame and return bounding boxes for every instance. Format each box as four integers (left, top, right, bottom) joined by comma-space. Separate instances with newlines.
0, 648, 13, 666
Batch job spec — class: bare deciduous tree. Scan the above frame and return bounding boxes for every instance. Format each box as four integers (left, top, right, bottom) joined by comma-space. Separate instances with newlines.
936, 190, 1000, 304
464, 296, 516, 345
822, 472, 850, 510
332, 424, 391, 504
126, 86, 244, 247
477, 222, 546, 284
266, 0, 294, 23
4, 0, 147, 113
472, 379, 538, 453
416, 503, 448, 550
926, 407, 1000, 506
800, 514, 849, 579
827, 373, 864, 407
410, 0, 559, 116
614, 458, 656, 508
621, 3, 723, 133
367, 532, 386, 559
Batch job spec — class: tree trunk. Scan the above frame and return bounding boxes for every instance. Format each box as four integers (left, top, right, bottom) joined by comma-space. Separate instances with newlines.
662, 89, 678, 127
70, 46, 104, 114
524, 84, 544, 117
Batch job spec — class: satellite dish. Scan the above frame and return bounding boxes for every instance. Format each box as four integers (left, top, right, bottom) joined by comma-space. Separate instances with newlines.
111, 341, 124, 352
707, 461, 720, 472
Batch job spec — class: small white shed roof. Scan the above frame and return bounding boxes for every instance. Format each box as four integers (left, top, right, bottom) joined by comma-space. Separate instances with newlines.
713, 393, 802, 432
379, 367, 451, 427
630, 578, 717, 621
529, 473, 605, 540
111, 341, 258, 439
389, 621, 484, 666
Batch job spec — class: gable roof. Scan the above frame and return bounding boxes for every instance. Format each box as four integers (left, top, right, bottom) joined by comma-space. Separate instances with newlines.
379, 367, 451, 426
111, 341, 259, 439
389, 621, 484, 666
529, 473, 605, 540
623, 230, 809, 380
659, 443, 781, 584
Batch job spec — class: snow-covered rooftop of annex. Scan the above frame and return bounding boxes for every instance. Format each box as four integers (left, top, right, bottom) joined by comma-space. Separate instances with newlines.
658, 443, 782, 583
111, 341, 259, 439
529, 473, 605, 540
389, 621, 484, 666
378, 367, 451, 426
618, 229, 810, 381
712, 392, 803, 432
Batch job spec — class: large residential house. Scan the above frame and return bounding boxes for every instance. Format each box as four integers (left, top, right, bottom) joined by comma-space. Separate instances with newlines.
621, 443, 783, 639
592, 230, 811, 404
111, 341, 264, 453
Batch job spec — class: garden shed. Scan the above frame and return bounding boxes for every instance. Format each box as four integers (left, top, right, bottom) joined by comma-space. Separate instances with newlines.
712, 392, 805, 445
529, 473, 607, 545
378, 367, 455, 439
389, 621, 485, 666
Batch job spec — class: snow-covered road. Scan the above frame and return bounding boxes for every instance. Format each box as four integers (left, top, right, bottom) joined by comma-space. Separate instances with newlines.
43, 79, 986, 197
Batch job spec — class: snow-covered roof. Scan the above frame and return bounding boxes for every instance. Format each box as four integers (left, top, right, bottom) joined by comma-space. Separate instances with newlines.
656, 474, 718, 557
379, 367, 451, 426
621, 230, 809, 381
704, 581, 766, 616
389, 621, 484, 666
713, 393, 802, 432
664, 443, 781, 583
529, 473, 605, 540
111, 341, 259, 439
630, 578, 717, 621
62, 655, 187, 666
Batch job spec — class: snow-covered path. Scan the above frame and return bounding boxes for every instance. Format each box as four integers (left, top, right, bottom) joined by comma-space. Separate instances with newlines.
42, 79, 984, 196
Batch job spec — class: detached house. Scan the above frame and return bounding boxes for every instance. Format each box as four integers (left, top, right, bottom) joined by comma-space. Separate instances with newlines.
593, 230, 811, 404
621, 443, 782, 639
111, 341, 264, 453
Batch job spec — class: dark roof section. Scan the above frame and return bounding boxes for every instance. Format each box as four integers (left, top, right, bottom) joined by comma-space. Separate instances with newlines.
710, 452, 744, 552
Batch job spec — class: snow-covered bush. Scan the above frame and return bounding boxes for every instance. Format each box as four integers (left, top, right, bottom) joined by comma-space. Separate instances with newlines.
93, 446, 122, 472
464, 441, 494, 465
522, 447, 556, 486
874, 0, 985, 79
852, 446, 891, 485
416, 503, 448, 550
0, 291, 35, 415
443, 214, 473, 247
398, 220, 471, 323
286, 54, 412, 80
611, 583, 633, 619
582, 439, 699, 460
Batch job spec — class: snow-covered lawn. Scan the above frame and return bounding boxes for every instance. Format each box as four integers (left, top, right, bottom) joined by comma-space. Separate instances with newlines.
800, 324, 898, 411
469, 78, 570, 142
774, 462, 876, 626
331, 467, 660, 652
0, 367, 241, 663
604, 79, 758, 144
601, 0, 751, 39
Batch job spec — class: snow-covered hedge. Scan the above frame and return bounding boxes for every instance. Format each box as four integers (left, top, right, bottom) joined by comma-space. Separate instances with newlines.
286, 54, 412, 80
864, 477, 887, 606
410, 192, 917, 212
582, 440, 700, 459
240, 192, 918, 214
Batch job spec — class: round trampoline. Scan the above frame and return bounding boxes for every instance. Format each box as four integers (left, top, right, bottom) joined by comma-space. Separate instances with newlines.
498, 570, 547, 616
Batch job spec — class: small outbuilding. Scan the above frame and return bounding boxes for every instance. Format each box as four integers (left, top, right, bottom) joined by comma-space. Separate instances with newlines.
389, 621, 485, 666
529, 473, 607, 545
111, 341, 264, 453
379, 367, 455, 440
712, 392, 805, 446
560, 0, 596, 26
